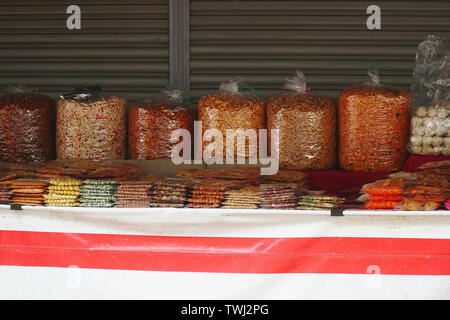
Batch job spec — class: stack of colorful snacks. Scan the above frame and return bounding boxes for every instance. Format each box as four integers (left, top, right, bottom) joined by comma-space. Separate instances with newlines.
396, 182, 448, 211
148, 178, 191, 208
45, 178, 82, 207
416, 161, 450, 181
176, 168, 260, 187
0, 181, 12, 204
297, 195, 344, 210
362, 179, 405, 209
114, 181, 154, 208
10, 179, 48, 206
261, 169, 310, 195
0, 168, 19, 182
261, 169, 307, 184
187, 181, 226, 208
260, 183, 298, 210
364, 194, 405, 209
397, 197, 444, 211
221, 186, 261, 209
79, 180, 119, 207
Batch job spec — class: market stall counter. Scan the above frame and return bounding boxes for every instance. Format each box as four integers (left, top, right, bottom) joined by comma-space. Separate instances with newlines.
0, 204, 449, 299
0, 157, 449, 299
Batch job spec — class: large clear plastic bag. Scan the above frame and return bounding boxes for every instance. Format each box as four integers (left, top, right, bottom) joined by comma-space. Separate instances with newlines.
198, 77, 265, 159
128, 89, 195, 160
267, 70, 337, 170
56, 86, 127, 160
0, 85, 55, 163
409, 35, 450, 156
338, 67, 411, 173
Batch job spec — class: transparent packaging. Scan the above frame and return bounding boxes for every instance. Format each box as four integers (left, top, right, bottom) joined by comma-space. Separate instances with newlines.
0, 85, 55, 163
395, 199, 441, 211
339, 67, 411, 172
128, 89, 195, 160
408, 35, 449, 156
267, 70, 337, 170
198, 77, 265, 159
362, 176, 447, 211
56, 86, 127, 160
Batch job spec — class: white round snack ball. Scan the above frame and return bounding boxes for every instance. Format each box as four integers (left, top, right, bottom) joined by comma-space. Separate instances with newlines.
411, 116, 423, 127
423, 118, 434, 128
423, 136, 433, 145
415, 106, 428, 117
436, 119, 450, 137
435, 126, 445, 137
442, 119, 450, 134
432, 146, 443, 156
412, 126, 425, 136
428, 106, 437, 118
424, 127, 435, 137
443, 147, 450, 156
431, 136, 443, 147
411, 145, 423, 155
422, 144, 434, 155
436, 107, 448, 119
430, 119, 446, 137
410, 136, 423, 146
445, 137, 450, 148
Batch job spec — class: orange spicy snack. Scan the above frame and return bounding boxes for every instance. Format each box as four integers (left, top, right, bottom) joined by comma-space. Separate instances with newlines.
338, 68, 410, 173
367, 194, 404, 201
362, 179, 405, 195
364, 200, 402, 209
128, 103, 194, 160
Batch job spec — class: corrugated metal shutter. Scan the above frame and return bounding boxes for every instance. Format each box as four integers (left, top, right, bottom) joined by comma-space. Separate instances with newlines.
0, 0, 169, 101
190, 0, 450, 100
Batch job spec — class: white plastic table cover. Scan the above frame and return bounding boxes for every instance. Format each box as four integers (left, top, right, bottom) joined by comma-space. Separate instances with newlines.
0, 204, 449, 300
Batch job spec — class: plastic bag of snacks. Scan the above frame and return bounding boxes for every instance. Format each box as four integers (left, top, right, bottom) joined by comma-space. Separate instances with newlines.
362, 178, 405, 196
401, 183, 447, 211
0, 85, 55, 163
395, 199, 442, 211
362, 176, 448, 210
267, 70, 337, 170
339, 67, 411, 173
128, 89, 194, 160
56, 86, 127, 160
362, 178, 406, 209
198, 77, 265, 159
409, 35, 449, 156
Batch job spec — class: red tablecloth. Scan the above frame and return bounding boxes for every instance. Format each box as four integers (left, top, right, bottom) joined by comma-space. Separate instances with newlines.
304, 155, 450, 195
402, 155, 450, 172
305, 170, 386, 194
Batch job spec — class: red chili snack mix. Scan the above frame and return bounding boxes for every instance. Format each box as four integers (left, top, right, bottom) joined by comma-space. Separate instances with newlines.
128, 92, 194, 160
0, 87, 55, 163
338, 68, 411, 173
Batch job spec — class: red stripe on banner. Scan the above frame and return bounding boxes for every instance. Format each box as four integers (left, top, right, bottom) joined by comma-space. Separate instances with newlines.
0, 230, 449, 275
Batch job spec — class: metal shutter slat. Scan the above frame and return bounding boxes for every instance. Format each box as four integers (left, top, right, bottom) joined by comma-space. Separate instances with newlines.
0, 1, 169, 100
190, 0, 450, 100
